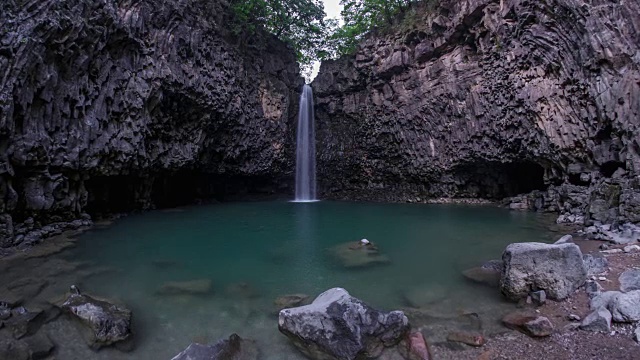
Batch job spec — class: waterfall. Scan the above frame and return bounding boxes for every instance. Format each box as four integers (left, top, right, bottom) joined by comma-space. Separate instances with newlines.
294, 84, 317, 202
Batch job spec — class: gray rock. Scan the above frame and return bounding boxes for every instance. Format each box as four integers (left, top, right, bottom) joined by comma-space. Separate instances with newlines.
170, 334, 258, 360
500, 243, 587, 301
590, 290, 640, 323
580, 308, 612, 332
619, 268, 640, 292
583, 254, 608, 276
610, 290, 640, 322
60, 291, 132, 349
278, 288, 409, 359
568, 314, 581, 322
624, 245, 640, 253
530, 290, 546, 305
634, 326, 640, 343
585, 280, 603, 299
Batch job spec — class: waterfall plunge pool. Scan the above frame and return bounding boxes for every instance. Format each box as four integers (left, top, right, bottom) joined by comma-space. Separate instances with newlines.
1, 201, 561, 359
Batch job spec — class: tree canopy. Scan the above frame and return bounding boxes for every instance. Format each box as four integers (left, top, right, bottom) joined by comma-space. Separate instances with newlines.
231, 0, 433, 70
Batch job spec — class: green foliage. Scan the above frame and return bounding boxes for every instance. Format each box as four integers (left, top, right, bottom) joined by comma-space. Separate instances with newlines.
230, 0, 329, 65
322, 0, 439, 59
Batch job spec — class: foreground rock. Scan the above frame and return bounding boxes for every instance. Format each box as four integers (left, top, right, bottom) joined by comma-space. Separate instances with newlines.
171, 334, 258, 360
278, 288, 409, 359
500, 243, 587, 301
582, 254, 608, 276
502, 312, 554, 337
59, 289, 132, 349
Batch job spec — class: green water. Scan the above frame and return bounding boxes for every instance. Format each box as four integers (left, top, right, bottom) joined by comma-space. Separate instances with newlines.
32, 201, 559, 359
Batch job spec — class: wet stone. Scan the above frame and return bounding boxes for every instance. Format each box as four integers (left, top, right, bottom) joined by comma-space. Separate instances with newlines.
274, 294, 310, 311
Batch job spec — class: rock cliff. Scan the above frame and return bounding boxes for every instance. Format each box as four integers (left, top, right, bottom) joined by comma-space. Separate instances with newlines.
0, 0, 303, 248
313, 0, 640, 225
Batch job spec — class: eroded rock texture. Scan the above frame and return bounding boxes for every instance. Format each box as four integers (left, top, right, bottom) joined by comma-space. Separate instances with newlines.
0, 0, 303, 247
313, 0, 640, 224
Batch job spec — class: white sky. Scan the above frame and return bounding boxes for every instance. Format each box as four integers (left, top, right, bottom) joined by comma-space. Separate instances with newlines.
308, 0, 344, 82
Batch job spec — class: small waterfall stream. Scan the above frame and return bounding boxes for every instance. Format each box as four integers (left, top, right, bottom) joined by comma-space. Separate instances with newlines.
294, 84, 317, 202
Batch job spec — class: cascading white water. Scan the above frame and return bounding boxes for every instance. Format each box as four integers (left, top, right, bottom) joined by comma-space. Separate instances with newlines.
294, 84, 317, 202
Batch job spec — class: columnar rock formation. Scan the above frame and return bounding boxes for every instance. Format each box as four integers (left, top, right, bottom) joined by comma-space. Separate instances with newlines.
313, 0, 640, 224
0, 0, 303, 247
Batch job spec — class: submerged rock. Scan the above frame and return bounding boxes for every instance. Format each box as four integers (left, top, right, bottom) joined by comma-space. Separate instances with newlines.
278, 287, 409, 359
331, 241, 390, 268
59, 290, 132, 349
170, 334, 258, 360
403, 285, 449, 308
462, 260, 502, 287
274, 294, 310, 311
500, 242, 587, 301
23, 333, 55, 360
225, 282, 260, 299
157, 279, 212, 296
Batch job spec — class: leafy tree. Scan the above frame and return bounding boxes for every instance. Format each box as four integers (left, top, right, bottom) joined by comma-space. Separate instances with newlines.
231, 0, 329, 66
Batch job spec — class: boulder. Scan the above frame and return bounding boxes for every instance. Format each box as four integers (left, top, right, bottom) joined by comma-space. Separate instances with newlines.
500, 242, 587, 301
580, 308, 612, 332
170, 334, 258, 360
590, 290, 640, 322
278, 288, 409, 359
60, 290, 132, 349
619, 268, 640, 292
157, 279, 212, 296
582, 254, 608, 276
502, 312, 554, 337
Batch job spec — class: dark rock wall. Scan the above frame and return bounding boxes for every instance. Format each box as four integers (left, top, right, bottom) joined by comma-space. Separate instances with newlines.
0, 0, 303, 247
313, 0, 640, 224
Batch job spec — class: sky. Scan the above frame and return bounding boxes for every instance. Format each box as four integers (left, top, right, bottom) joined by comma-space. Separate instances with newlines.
308, 0, 344, 82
